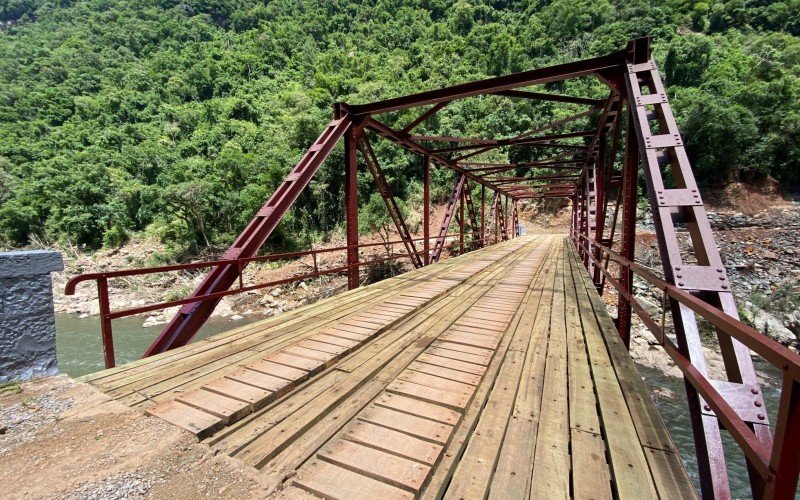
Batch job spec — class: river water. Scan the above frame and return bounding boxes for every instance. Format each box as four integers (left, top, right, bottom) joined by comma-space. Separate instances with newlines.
55, 313, 782, 497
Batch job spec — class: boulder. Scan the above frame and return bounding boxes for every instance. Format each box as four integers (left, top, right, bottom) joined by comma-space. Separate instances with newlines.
742, 302, 797, 346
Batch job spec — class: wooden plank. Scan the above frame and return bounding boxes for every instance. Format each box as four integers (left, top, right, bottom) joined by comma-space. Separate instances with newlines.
448, 325, 502, 339
248, 359, 309, 381
265, 352, 324, 373
282, 345, 336, 362
92, 284, 392, 392
564, 244, 602, 435
374, 393, 461, 426
445, 348, 525, 499
293, 459, 414, 499
490, 241, 555, 498
320, 328, 370, 342
246, 245, 539, 492
207, 370, 349, 453
416, 353, 486, 376
387, 380, 471, 411
97, 254, 483, 400
566, 246, 660, 498
226, 368, 291, 393
571, 429, 613, 500
642, 446, 699, 499
204, 377, 272, 407
407, 361, 482, 386
570, 247, 682, 453
396, 370, 476, 396
439, 331, 500, 350
318, 439, 431, 493
145, 400, 223, 438
296, 339, 347, 356
273, 486, 318, 499
425, 347, 490, 366
233, 264, 504, 469
344, 420, 443, 466
176, 389, 251, 424
431, 340, 494, 358
311, 334, 360, 349
530, 246, 571, 499
359, 406, 454, 445
329, 323, 377, 336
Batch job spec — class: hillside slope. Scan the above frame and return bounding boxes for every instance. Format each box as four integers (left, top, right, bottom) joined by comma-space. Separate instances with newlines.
1, 0, 799, 254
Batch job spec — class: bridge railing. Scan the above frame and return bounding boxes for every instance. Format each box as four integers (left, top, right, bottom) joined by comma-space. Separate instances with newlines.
66, 232, 487, 369
576, 233, 800, 495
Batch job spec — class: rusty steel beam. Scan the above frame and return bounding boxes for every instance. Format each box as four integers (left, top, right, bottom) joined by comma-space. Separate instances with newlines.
348, 49, 626, 115
434, 141, 588, 155
401, 101, 450, 134
146, 115, 354, 357
491, 89, 604, 106
486, 174, 580, 184
460, 159, 584, 169
357, 133, 422, 269
431, 174, 466, 262
366, 117, 503, 194
423, 130, 595, 150
463, 179, 482, 245
458, 191, 465, 254
453, 109, 600, 161
345, 125, 360, 290
411, 135, 498, 144
423, 155, 430, 265
480, 184, 486, 247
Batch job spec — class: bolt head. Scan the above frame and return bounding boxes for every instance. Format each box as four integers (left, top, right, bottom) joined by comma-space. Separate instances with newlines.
758, 413, 766, 420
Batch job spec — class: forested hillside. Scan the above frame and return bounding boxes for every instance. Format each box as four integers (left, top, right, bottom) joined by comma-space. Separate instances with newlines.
1, 0, 798, 254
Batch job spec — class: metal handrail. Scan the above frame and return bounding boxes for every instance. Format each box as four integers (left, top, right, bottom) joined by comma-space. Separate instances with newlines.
575, 232, 800, 488
65, 232, 488, 368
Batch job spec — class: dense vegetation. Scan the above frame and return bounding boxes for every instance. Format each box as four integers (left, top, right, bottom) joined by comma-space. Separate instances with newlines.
1, 0, 798, 254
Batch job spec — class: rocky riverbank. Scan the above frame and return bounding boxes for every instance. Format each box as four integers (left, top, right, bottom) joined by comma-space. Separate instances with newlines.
625, 188, 799, 377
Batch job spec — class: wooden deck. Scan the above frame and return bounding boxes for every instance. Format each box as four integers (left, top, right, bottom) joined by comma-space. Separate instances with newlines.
81, 235, 696, 499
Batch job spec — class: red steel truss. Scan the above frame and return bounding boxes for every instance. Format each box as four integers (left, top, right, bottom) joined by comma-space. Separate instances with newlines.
65, 37, 800, 498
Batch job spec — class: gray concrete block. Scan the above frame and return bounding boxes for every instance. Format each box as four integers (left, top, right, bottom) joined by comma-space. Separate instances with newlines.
0, 250, 63, 278
0, 251, 62, 383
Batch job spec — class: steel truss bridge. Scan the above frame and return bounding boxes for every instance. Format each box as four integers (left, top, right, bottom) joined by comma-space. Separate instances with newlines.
68, 38, 800, 499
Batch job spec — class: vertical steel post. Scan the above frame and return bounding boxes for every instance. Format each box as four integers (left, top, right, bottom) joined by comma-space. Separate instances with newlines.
97, 277, 115, 369
494, 193, 499, 244
423, 155, 430, 265
459, 190, 465, 254
503, 196, 509, 240
593, 135, 607, 288
345, 125, 359, 290
767, 376, 800, 498
480, 185, 485, 247
571, 193, 578, 247
617, 107, 638, 348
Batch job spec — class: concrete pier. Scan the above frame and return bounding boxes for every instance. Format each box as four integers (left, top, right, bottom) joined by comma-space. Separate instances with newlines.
0, 250, 63, 383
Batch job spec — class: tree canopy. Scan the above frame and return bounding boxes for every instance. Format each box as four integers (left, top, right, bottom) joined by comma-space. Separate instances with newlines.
1, 0, 798, 251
